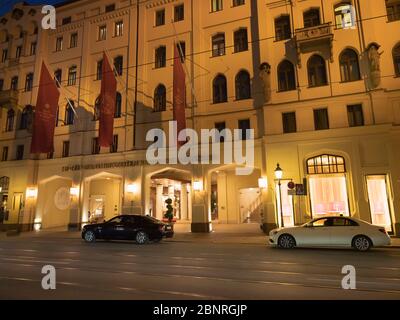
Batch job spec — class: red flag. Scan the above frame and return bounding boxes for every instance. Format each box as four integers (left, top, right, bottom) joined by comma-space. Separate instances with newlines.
30, 62, 60, 154
173, 44, 186, 146
99, 53, 117, 148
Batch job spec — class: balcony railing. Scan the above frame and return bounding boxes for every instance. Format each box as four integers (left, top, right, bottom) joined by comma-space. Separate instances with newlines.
0, 90, 19, 107
295, 23, 333, 45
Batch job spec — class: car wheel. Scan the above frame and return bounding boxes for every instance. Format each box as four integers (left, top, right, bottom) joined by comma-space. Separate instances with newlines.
278, 234, 296, 249
353, 235, 372, 252
136, 231, 149, 245
84, 230, 96, 243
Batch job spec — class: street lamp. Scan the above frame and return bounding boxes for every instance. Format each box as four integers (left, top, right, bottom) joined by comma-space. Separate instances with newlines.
274, 163, 284, 228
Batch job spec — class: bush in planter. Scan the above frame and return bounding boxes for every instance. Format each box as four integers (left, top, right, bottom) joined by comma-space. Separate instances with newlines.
164, 198, 174, 222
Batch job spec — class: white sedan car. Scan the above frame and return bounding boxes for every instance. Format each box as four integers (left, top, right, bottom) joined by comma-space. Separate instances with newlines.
269, 216, 391, 251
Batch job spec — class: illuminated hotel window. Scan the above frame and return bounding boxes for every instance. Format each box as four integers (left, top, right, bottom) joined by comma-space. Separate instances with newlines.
211, 0, 223, 12
334, 3, 354, 29
366, 175, 393, 232
307, 155, 349, 218
307, 155, 346, 175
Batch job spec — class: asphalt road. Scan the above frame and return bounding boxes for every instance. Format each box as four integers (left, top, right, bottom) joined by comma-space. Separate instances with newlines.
0, 231, 399, 300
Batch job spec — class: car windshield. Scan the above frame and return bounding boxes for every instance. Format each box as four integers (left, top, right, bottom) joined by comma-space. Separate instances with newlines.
144, 216, 160, 223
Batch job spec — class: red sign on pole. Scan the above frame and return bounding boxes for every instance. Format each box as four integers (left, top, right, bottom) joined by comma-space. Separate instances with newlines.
30, 62, 60, 154
99, 52, 117, 148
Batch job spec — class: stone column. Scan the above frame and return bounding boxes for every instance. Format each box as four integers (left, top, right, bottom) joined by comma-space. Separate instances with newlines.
155, 184, 164, 220
191, 166, 211, 233
181, 183, 188, 220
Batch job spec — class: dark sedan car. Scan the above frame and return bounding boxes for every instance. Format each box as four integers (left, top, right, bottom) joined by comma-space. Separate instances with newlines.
81, 215, 174, 244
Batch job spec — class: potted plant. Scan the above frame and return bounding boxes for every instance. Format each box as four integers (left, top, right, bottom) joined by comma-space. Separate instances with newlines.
163, 198, 176, 224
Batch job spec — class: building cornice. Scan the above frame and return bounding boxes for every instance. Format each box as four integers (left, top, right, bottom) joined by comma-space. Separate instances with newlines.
145, 0, 178, 10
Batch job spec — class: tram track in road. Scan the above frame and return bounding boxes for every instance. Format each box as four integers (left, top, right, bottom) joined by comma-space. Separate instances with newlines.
0, 252, 400, 297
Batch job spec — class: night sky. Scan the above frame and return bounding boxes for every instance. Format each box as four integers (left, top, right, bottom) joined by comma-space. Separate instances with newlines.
0, 0, 66, 17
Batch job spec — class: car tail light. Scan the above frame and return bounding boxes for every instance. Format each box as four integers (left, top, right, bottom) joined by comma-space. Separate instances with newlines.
379, 228, 387, 234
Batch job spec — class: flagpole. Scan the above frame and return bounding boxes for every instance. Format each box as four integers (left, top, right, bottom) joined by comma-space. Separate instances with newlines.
103, 49, 135, 115
53, 75, 78, 119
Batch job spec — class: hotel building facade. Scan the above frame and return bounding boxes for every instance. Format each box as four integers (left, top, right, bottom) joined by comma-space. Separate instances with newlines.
0, 0, 399, 235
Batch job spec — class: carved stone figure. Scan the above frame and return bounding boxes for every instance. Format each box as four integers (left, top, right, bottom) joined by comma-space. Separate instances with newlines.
259, 62, 271, 103
367, 43, 382, 88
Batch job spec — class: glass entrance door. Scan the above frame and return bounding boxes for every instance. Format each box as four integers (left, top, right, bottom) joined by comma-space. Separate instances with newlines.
366, 175, 393, 232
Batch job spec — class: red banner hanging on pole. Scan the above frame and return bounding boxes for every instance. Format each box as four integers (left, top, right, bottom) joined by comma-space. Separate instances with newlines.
99, 52, 117, 148
173, 44, 186, 147
30, 62, 60, 154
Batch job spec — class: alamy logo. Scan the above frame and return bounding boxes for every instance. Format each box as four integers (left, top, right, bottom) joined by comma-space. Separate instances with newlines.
146, 121, 255, 175
41, 265, 56, 290
341, 265, 356, 290
41, 5, 56, 30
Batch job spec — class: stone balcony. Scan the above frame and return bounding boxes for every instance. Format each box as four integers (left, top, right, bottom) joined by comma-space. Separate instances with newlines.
294, 23, 334, 66
0, 90, 19, 108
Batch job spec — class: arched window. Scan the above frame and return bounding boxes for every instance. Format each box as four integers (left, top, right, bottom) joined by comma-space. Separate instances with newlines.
5, 109, 15, 132
235, 70, 251, 100
334, 3, 354, 29
307, 154, 346, 174
94, 96, 101, 121
25, 73, 33, 92
154, 84, 166, 112
278, 60, 296, 91
65, 101, 75, 125
115, 92, 122, 118
113, 56, 123, 76
393, 43, 400, 77
19, 105, 32, 130
339, 49, 360, 82
307, 55, 327, 87
213, 74, 227, 104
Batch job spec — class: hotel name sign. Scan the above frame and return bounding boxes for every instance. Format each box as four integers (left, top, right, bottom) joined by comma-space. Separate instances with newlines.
62, 160, 147, 172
